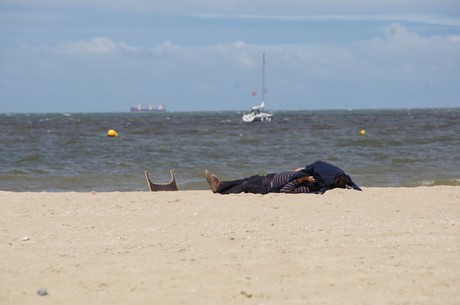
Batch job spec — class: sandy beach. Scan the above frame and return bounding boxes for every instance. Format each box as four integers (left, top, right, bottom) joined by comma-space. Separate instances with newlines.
1, 186, 459, 305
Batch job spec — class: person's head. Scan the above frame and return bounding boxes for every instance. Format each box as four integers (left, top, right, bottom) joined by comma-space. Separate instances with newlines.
334, 174, 348, 188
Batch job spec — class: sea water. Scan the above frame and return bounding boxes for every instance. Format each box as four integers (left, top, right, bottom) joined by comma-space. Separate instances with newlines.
0, 108, 459, 192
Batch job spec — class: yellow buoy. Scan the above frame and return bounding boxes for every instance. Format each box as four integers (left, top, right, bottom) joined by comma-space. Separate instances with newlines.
360, 129, 366, 136
107, 129, 119, 137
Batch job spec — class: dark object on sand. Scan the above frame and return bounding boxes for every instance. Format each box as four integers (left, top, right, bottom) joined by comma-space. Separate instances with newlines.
145, 170, 179, 191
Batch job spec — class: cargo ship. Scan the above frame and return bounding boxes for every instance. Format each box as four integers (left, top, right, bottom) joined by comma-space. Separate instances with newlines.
130, 103, 167, 112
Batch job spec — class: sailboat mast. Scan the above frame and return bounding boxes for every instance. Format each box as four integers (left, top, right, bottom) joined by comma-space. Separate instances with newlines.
262, 53, 266, 102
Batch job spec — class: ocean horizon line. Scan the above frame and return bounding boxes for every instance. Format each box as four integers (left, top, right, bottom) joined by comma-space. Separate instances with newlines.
1, 106, 459, 115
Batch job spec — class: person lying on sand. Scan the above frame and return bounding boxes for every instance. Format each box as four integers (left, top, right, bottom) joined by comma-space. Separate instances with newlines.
205, 160, 362, 195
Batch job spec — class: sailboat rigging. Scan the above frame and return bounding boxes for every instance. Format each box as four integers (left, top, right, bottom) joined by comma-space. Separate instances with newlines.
242, 53, 273, 123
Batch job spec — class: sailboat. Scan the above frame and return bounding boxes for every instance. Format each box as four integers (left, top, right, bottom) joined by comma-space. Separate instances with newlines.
242, 53, 273, 123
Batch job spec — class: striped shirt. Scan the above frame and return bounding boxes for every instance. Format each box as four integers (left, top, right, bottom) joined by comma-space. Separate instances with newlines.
270, 171, 310, 193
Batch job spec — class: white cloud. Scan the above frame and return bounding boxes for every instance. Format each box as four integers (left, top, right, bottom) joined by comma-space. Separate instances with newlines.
196, 13, 460, 27
449, 35, 460, 42
151, 40, 182, 55
55, 37, 140, 55
336, 23, 460, 84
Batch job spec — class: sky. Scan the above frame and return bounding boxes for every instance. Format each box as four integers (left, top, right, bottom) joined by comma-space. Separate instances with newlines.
1, 0, 460, 112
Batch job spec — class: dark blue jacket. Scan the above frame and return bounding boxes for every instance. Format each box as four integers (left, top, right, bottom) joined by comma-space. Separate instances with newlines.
269, 160, 362, 194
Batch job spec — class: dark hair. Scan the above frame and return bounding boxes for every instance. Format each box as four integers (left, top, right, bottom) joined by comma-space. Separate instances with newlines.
334, 175, 348, 188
